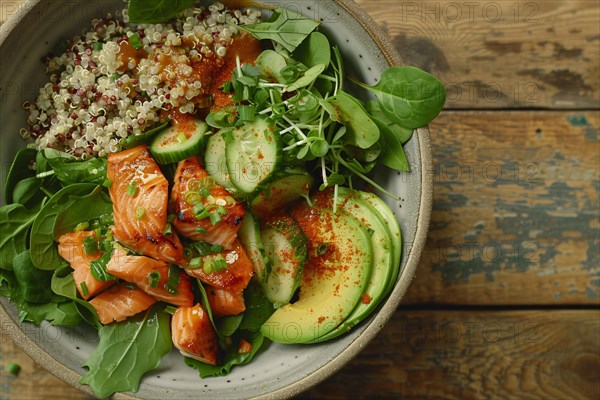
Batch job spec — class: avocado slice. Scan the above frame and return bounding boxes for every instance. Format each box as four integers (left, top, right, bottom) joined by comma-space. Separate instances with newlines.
358, 191, 402, 298
260, 204, 373, 344
306, 188, 396, 343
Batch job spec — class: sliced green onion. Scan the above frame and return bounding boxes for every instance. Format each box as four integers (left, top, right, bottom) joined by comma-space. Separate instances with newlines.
83, 236, 99, 255
6, 362, 21, 376
188, 178, 202, 192
80, 281, 89, 297
165, 305, 178, 315
74, 222, 89, 232
164, 264, 180, 295
200, 187, 211, 198
125, 283, 137, 290
103, 179, 113, 190
188, 257, 202, 269
163, 223, 173, 237
126, 180, 138, 197
212, 256, 227, 272
100, 214, 114, 226
129, 33, 143, 50
185, 191, 203, 206
238, 105, 256, 122
135, 207, 146, 220
195, 227, 207, 234
209, 211, 222, 226
177, 131, 187, 143
167, 214, 176, 224
148, 271, 161, 288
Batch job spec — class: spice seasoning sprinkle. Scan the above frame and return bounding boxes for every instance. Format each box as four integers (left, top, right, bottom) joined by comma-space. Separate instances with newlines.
21, 2, 261, 159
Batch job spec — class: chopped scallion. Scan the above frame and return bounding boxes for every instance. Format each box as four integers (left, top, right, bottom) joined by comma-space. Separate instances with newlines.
74, 222, 89, 231
165, 305, 178, 315
238, 105, 256, 122
222, 81, 233, 93
163, 223, 173, 237
80, 281, 89, 297
83, 236, 99, 255
148, 271, 161, 288
195, 227, 207, 234
177, 131, 187, 143
126, 180, 138, 197
188, 257, 202, 269
102, 179, 113, 188
164, 264, 180, 295
209, 211, 222, 226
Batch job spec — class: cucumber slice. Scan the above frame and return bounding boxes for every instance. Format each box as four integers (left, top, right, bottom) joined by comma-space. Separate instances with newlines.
260, 215, 307, 308
238, 213, 271, 283
250, 171, 315, 219
204, 132, 240, 197
150, 120, 208, 164
224, 117, 282, 196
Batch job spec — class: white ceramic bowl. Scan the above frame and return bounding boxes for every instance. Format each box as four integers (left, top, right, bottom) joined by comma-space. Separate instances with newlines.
0, 1, 433, 398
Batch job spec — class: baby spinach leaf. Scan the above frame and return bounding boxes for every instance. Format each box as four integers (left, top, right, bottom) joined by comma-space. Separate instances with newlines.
0, 203, 40, 271
12, 250, 54, 304
365, 100, 414, 144
127, 0, 197, 24
51, 264, 100, 328
240, 8, 319, 52
80, 308, 172, 398
11, 177, 42, 205
185, 331, 266, 377
285, 64, 326, 93
4, 147, 37, 204
238, 281, 274, 332
294, 31, 331, 68
42, 149, 108, 186
326, 90, 380, 149
355, 66, 446, 129
119, 121, 170, 150
29, 184, 107, 270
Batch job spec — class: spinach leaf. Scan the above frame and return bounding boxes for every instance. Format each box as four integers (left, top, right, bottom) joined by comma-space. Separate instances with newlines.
53, 186, 112, 241
127, 0, 197, 24
365, 100, 414, 144
240, 8, 319, 52
0, 203, 40, 271
371, 117, 410, 172
217, 314, 244, 337
51, 264, 101, 328
12, 177, 42, 205
238, 281, 274, 332
119, 121, 170, 150
285, 64, 326, 93
185, 331, 266, 378
294, 31, 331, 68
355, 66, 446, 129
12, 250, 54, 303
326, 90, 380, 149
29, 184, 108, 270
4, 147, 37, 204
80, 308, 172, 398
42, 149, 108, 186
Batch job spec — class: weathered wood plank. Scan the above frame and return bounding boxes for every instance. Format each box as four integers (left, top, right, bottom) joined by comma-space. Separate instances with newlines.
2, 310, 598, 399
356, 0, 600, 109
402, 111, 599, 305
299, 310, 600, 399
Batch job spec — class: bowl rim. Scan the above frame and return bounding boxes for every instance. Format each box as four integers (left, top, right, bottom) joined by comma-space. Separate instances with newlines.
0, 0, 434, 398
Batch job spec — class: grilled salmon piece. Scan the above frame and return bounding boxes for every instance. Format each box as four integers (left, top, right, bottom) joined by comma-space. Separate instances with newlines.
185, 240, 253, 294
89, 282, 156, 325
171, 304, 219, 365
106, 246, 194, 307
206, 287, 246, 317
57, 231, 115, 300
171, 156, 245, 249
107, 145, 185, 265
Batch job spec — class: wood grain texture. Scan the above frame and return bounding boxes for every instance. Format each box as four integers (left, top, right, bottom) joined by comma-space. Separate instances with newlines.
4, 310, 598, 399
403, 110, 600, 305
299, 310, 600, 399
356, 0, 600, 109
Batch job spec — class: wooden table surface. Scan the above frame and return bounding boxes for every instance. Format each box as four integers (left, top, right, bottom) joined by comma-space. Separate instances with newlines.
1, 0, 599, 399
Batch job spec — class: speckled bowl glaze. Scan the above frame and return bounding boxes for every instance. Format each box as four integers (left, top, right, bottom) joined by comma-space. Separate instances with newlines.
0, 1, 433, 398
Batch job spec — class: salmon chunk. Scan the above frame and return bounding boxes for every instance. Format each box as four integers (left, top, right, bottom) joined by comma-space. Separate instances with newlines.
107, 245, 194, 307
185, 240, 253, 294
171, 156, 245, 249
171, 304, 219, 365
107, 145, 185, 265
57, 231, 115, 300
89, 283, 156, 325
206, 287, 246, 317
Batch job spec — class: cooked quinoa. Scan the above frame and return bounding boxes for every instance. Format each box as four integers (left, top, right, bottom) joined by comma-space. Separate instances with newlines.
21, 2, 260, 159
